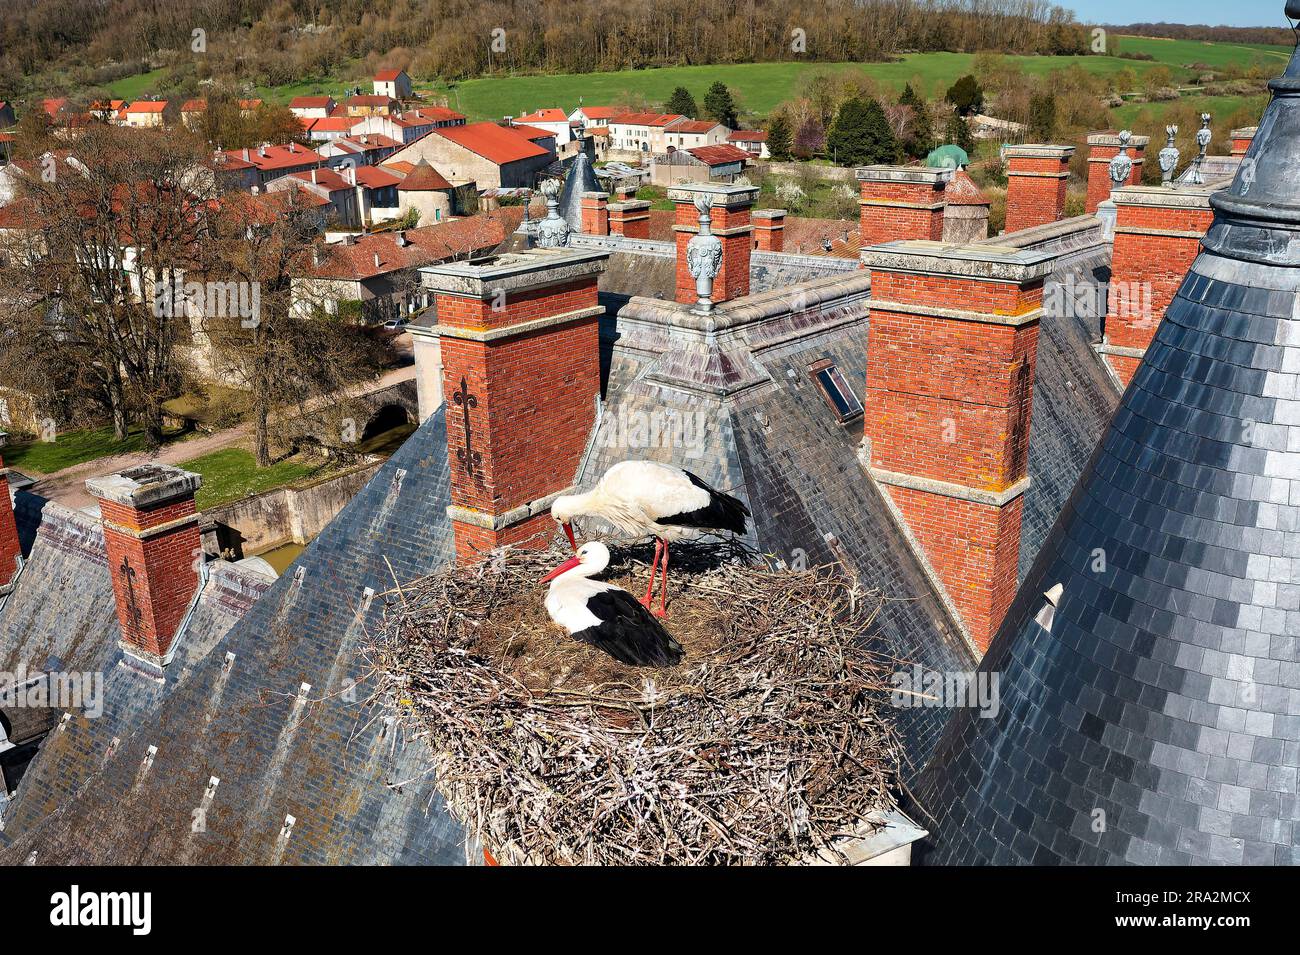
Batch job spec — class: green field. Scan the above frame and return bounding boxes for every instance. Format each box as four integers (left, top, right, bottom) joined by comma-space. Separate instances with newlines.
180, 447, 324, 509
100, 35, 1288, 125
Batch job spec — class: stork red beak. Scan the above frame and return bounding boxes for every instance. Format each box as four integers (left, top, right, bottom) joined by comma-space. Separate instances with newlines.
562, 521, 577, 551
540, 555, 582, 584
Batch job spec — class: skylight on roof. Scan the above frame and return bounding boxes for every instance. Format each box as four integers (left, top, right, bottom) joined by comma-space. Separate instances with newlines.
809, 361, 863, 423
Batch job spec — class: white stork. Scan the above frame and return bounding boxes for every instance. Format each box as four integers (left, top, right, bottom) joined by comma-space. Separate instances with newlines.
551, 460, 750, 617
541, 541, 684, 666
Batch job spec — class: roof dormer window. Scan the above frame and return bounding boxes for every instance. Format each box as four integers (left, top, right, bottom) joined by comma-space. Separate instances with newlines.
808, 359, 863, 423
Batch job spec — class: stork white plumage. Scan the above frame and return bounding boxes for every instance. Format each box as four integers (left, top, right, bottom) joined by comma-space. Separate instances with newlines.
541, 541, 684, 666
551, 460, 750, 617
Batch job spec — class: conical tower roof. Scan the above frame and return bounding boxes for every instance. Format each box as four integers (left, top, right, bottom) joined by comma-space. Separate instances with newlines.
557, 142, 600, 231
914, 17, 1300, 866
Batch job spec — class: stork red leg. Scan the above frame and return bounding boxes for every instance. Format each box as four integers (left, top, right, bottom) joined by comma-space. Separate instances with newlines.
655, 542, 670, 618
641, 538, 664, 609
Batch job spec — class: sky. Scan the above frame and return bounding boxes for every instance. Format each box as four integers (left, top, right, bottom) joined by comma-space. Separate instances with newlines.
1068, 0, 1290, 28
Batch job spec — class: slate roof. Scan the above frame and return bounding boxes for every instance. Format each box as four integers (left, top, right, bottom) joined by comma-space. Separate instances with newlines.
912, 35, 1300, 866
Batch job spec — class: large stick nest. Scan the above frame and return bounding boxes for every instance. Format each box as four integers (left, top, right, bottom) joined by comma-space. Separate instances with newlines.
366, 540, 906, 865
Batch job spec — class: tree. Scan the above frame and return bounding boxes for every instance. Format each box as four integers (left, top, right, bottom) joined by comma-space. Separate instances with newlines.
0, 124, 216, 444
204, 191, 386, 467
767, 113, 792, 161
945, 74, 984, 116
945, 114, 974, 154
664, 86, 697, 118
792, 116, 825, 160
827, 97, 898, 166
898, 84, 935, 159
1028, 92, 1056, 141
702, 81, 738, 129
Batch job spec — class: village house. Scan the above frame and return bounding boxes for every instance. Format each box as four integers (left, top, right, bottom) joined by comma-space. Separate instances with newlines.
373, 69, 413, 101
511, 108, 573, 145
405, 105, 466, 128
663, 119, 730, 151
219, 142, 324, 188
650, 143, 750, 185
316, 132, 402, 170
289, 95, 336, 120
727, 129, 770, 159
348, 112, 437, 144
122, 100, 167, 128
605, 112, 685, 156
391, 158, 460, 224
568, 105, 617, 127
343, 94, 398, 117
384, 121, 552, 189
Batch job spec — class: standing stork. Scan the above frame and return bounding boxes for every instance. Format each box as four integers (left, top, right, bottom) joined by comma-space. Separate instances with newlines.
541, 541, 684, 666
551, 460, 750, 617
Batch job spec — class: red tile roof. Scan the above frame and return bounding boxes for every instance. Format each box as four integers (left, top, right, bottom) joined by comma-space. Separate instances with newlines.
435, 122, 547, 165
346, 95, 397, 108
304, 209, 523, 280
668, 120, 720, 134
240, 99, 263, 110
291, 167, 351, 192
182, 99, 207, 112
290, 96, 335, 109
397, 160, 452, 191
126, 100, 168, 113
374, 69, 407, 82
577, 106, 617, 120
728, 130, 767, 142
515, 108, 568, 124
353, 165, 402, 188
309, 117, 354, 133
223, 143, 324, 171
685, 143, 751, 166
509, 124, 555, 142
608, 112, 684, 127
409, 106, 464, 123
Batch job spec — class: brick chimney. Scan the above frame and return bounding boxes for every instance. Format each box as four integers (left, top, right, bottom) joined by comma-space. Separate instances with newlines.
580, 191, 609, 235
1085, 131, 1148, 214
856, 166, 952, 246
1003, 144, 1075, 233
421, 249, 609, 563
0, 433, 21, 586
860, 241, 1054, 652
670, 182, 758, 306
607, 199, 650, 238
752, 208, 785, 251
1230, 126, 1257, 157
1098, 184, 1215, 386
86, 465, 204, 663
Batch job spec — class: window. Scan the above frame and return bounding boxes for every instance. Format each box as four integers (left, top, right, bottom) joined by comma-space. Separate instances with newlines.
808, 360, 863, 423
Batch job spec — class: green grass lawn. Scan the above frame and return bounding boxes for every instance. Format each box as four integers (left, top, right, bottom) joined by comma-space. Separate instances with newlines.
1112, 35, 1291, 72
102, 68, 171, 101
179, 448, 324, 509
4, 426, 155, 473
1111, 92, 1271, 127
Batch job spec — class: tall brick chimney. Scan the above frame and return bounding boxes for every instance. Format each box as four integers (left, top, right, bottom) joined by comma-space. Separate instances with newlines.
608, 199, 650, 238
1230, 126, 1258, 156
1098, 184, 1215, 386
421, 249, 609, 563
1003, 144, 1074, 233
856, 166, 951, 246
580, 191, 609, 235
1085, 131, 1148, 213
671, 182, 758, 306
86, 465, 204, 663
752, 208, 785, 251
0, 433, 22, 586
860, 241, 1054, 652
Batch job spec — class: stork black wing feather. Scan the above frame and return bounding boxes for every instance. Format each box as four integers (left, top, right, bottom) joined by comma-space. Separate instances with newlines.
575, 590, 684, 667
654, 469, 750, 535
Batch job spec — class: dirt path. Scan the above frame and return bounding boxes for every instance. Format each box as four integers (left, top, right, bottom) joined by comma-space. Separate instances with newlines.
20, 362, 415, 511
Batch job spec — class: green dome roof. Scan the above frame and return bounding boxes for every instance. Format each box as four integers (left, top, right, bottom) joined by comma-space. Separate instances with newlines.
925, 144, 968, 169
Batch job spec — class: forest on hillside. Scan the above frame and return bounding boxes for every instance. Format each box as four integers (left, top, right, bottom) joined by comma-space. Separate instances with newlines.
1, 0, 1092, 96
1109, 21, 1294, 45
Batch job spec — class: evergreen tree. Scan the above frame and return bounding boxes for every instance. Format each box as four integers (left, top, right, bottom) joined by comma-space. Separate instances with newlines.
945, 74, 984, 116
945, 114, 974, 154
827, 96, 898, 166
1028, 92, 1056, 141
702, 81, 738, 128
767, 113, 792, 161
665, 86, 698, 118
898, 84, 935, 159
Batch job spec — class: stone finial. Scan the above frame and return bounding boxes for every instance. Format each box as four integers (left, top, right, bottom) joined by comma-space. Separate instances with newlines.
1108, 130, 1133, 193
1191, 113, 1212, 184
1159, 125, 1180, 187
685, 197, 722, 314
535, 177, 570, 248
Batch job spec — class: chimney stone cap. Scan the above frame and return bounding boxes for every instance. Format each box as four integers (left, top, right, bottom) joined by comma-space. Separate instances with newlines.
581, 191, 610, 201
608, 199, 651, 212
420, 247, 609, 298
1087, 131, 1151, 148
1111, 182, 1219, 209
1003, 143, 1076, 159
666, 181, 759, 208
855, 165, 953, 185
86, 464, 202, 509
861, 238, 1062, 283
752, 208, 787, 221
1230, 126, 1259, 139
